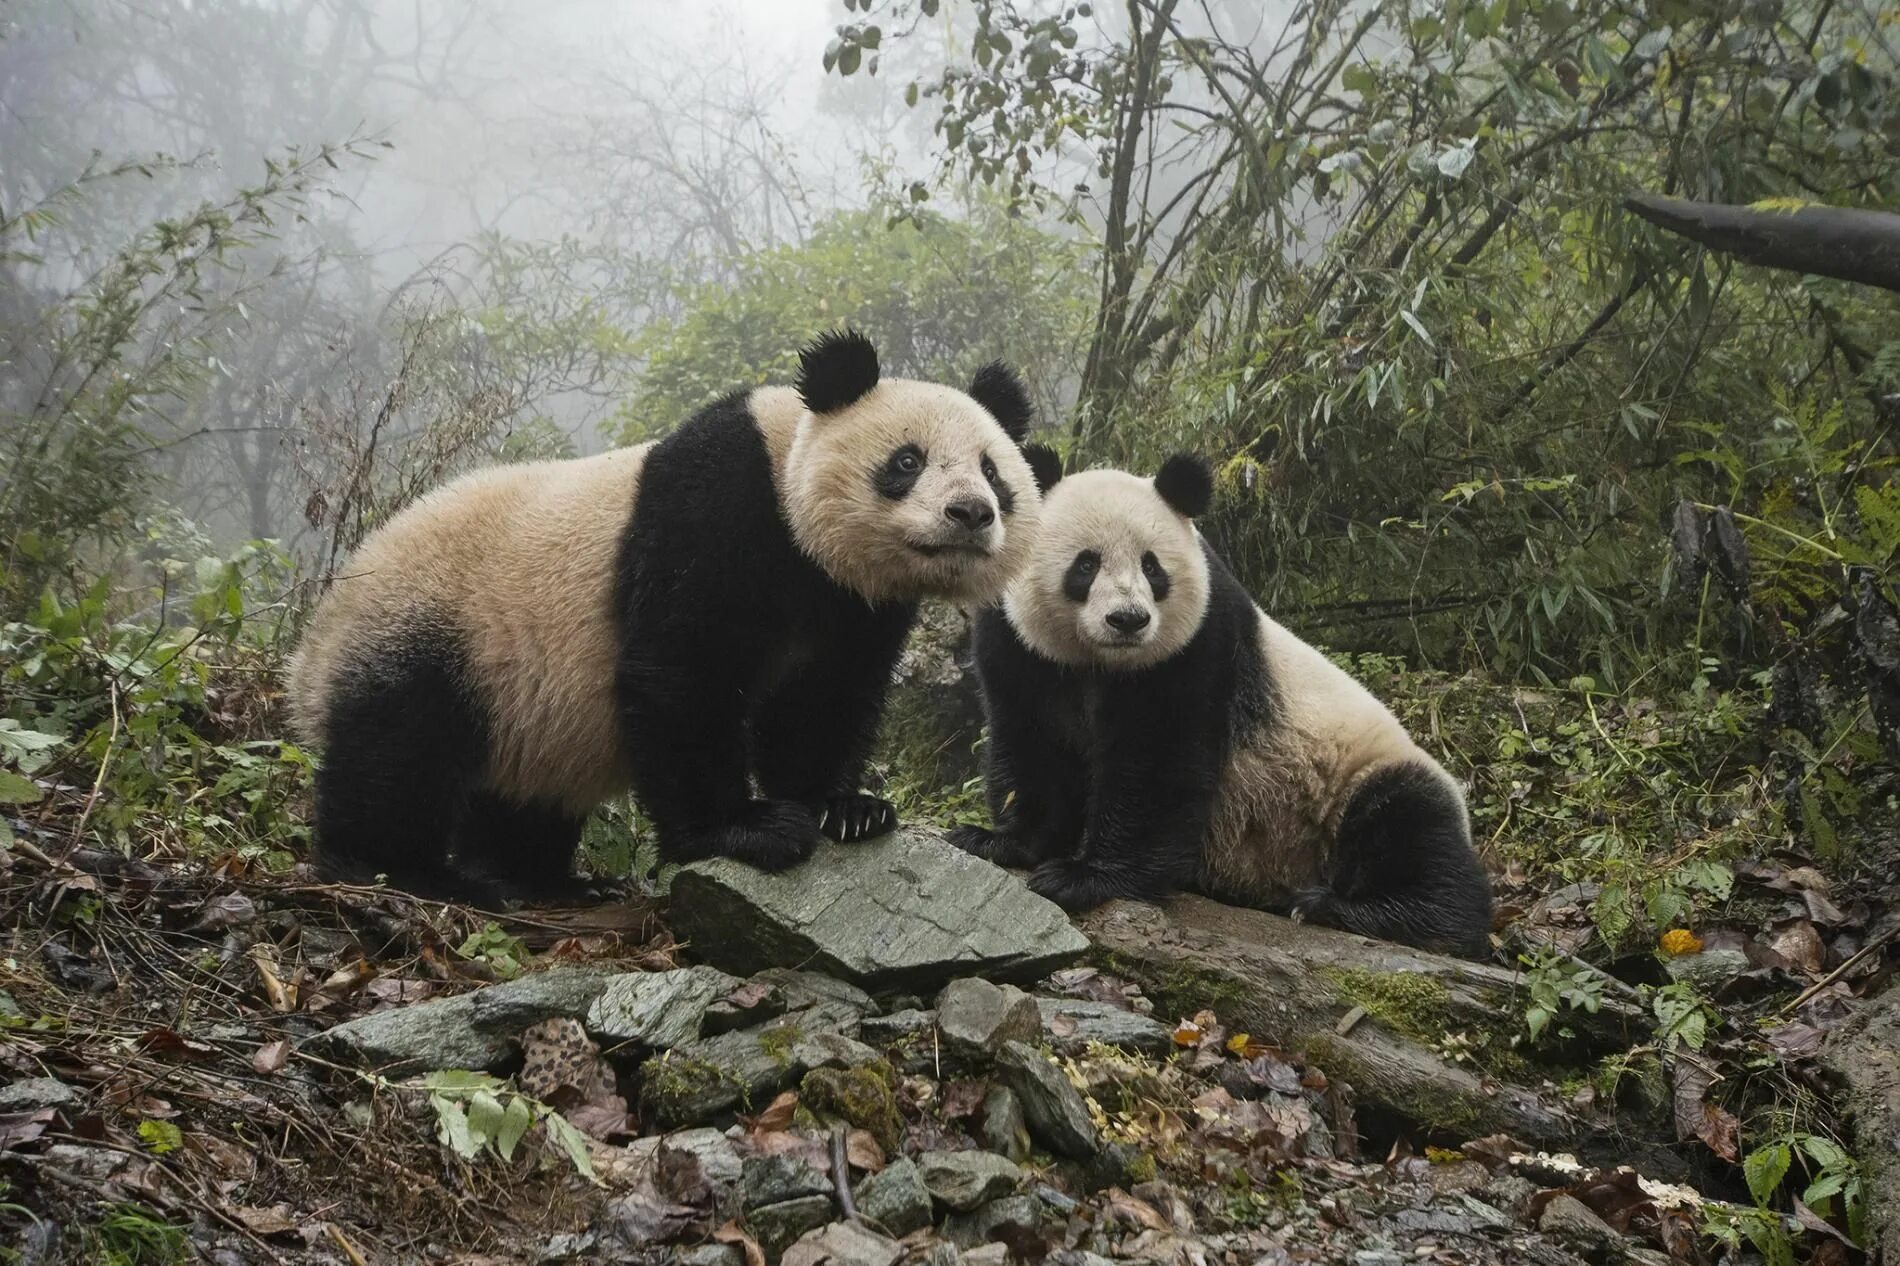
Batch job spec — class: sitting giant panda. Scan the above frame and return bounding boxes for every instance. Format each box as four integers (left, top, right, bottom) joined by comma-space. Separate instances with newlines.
288, 331, 1045, 903
950, 453, 1493, 957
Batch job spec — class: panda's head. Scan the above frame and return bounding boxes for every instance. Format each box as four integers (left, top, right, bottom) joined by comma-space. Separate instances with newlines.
783, 330, 1044, 605
1003, 453, 1214, 670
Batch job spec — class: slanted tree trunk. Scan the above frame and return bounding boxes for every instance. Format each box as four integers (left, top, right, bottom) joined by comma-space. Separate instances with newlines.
1079, 895, 1648, 1149
1625, 194, 1900, 294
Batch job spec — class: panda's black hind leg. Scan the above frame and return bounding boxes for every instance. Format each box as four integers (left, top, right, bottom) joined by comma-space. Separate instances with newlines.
1302, 761, 1494, 958
311, 622, 492, 904
661, 799, 820, 872
455, 793, 593, 902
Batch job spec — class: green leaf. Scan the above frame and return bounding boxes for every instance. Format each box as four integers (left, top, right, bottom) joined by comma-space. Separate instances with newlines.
838, 43, 862, 76
139, 1120, 183, 1154
495, 1095, 533, 1161
466, 1088, 507, 1152
432, 1096, 482, 1160
540, 1109, 603, 1186
1400, 310, 1434, 346
0, 770, 42, 805
1744, 1142, 1792, 1207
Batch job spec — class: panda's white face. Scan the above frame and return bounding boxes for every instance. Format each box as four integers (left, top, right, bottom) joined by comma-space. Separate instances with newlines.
782, 380, 1041, 604
1004, 469, 1210, 670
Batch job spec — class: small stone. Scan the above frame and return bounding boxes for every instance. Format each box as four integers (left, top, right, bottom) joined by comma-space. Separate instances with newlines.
313, 967, 613, 1074
586, 967, 741, 1048
918, 1150, 1023, 1213
754, 970, 876, 1035
855, 1158, 934, 1237
912, 1244, 963, 1266
942, 1194, 1044, 1248
744, 1152, 834, 1208
860, 1009, 936, 1045
1537, 1193, 1622, 1254
1663, 947, 1749, 993
639, 1018, 880, 1128
748, 1195, 835, 1259
0, 1078, 78, 1111
1035, 997, 1173, 1055
977, 1084, 1029, 1163
676, 1247, 743, 1266
961, 1247, 1009, 1266
1479, 1174, 1539, 1219
995, 1041, 1099, 1159
937, 979, 1042, 1059
782, 1220, 903, 1266
1352, 1252, 1404, 1266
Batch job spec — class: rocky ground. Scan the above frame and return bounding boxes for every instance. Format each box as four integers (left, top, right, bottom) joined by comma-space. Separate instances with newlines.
0, 826, 1892, 1264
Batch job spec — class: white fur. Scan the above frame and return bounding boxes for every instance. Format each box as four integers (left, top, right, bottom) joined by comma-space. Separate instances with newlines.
1002, 470, 1208, 670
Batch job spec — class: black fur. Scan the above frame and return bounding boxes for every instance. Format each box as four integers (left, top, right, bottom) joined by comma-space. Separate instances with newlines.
966, 360, 1033, 441
1292, 763, 1494, 958
1061, 550, 1100, 603
615, 390, 917, 869
1141, 551, 1171, 601
312, 615, 556, 906
1154, 453, 1214, 518
797, 328, 880, 414
956, 542, 1493, 958
1022, 444, 1064, 493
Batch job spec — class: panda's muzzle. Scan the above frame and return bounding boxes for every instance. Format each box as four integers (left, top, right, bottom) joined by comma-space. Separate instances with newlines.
911, 496, 999, 557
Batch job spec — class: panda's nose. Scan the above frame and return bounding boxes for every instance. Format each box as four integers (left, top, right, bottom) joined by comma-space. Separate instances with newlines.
944, 498, 995, 531
1106, 607, 1152, 633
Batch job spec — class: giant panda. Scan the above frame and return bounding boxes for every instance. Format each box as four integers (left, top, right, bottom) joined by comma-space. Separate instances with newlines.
949, 453, 1494, 958
288, 331, 1045, 904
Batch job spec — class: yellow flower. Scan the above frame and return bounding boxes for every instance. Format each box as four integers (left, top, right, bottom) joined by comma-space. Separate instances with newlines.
1660, 928, 1704, 956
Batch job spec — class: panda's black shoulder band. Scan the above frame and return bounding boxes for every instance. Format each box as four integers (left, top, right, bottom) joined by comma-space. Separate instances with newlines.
967, 360, 1034, 441
1023, 444, 1064, 493
797, 328, 881, 414
1155, 453, 1214, 518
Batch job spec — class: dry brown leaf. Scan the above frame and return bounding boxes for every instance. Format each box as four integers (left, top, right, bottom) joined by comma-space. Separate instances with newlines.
1104, 1187, 1172, 1232
1695, 1101, 1740, 1162
251, 1039, 290, 1075
714, 1220, 767, 1266
1770, 919, 1826, 974
745, 1090, 798, 1134
230, 1205, 299, 1237
249, 946, 296, 1012
140, 1027, 219, 1062
844, 1129, 884, 1173
305, 959, 375, 1011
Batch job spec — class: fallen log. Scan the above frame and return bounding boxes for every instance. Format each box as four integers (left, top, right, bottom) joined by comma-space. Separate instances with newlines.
1624, 193, 1900, 294
1078, 895, 1648, 1149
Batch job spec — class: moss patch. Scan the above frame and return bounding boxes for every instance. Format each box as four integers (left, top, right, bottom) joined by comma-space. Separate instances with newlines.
1324, 967, 1530, 1082
638, 1052, 738, 1125
800, 1060, 902, 1151
757, 1024, 801, 1067
1091, 948, 1251, 1023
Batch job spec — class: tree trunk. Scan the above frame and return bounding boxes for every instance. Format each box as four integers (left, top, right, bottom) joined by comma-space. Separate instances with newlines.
1625, 194, 1900, 294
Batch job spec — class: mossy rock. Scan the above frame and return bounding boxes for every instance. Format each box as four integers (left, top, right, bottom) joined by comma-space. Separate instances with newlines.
800, 1058, 902, 1151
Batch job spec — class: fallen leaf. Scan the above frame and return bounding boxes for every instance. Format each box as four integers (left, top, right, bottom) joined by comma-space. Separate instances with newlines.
0, 1108, 54, 1150
1104, 1187, 1171, 1231
231, 1205, 299, 1237
305, 959, 375, 1011
714, 1220, 767, 1266
845, 1129, 884, 1173
249, 947, 296, 1011
252, 1040, 290, 1075
140, 1028, 218, 1062
1659, 928, 1703, 956
1695, 1101, 1740, 1162
187, 892, 257, 933
745, 1091, 798, 1134
1769, 920, 1826, 974
1764, 1022, 1825, 1061
1226, 1032, 1275, 1059
1793, 1197, 1857, 1246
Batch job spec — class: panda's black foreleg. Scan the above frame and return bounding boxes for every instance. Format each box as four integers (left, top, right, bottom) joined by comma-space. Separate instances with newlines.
753, 607, 913, 846
623, 664, 820, 871
948, 713, 1085, 869
1301, 761, 1495, 959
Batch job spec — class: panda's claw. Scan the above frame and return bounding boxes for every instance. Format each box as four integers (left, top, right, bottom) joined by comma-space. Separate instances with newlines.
817, 793, 897, 844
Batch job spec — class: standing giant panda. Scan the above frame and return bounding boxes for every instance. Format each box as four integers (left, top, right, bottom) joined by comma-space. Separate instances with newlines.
950, 453, 1493, 957
288, 331, 1044, 904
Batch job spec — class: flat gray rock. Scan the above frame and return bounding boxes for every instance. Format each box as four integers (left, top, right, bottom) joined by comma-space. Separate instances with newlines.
0, 1078, 79, 1111
743, 1152, 834, 1208
943, 1194, 1045, 1248
978, 1084, 1029, 1163
748, 1195, 834, 1259
782, 1221, 904, 1266
586, 967, 741, 1048
668, 829, 1088, 990
1036, 997, 1173, 1055
311, 968, 614, 1074
995, 1040, 1100, 1159
918, 1150, 1023, 1212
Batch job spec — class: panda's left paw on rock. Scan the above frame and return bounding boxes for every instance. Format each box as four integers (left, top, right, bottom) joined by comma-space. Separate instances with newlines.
817, 794, 897, 844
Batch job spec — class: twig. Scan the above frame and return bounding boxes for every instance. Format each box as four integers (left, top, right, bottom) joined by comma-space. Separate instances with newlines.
829, 1128, 860, 1223
1782, 924, 1900, 1015
59, 680, 121, 863
327, 1223, 371, 1266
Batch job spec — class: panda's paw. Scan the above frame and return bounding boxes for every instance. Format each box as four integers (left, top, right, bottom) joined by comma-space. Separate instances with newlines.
817, 794, 897, 844
1027, 859, 1115, 912
699, 800, 820, 872
1288, 886, 1334, 924
949, 825, 1038, 868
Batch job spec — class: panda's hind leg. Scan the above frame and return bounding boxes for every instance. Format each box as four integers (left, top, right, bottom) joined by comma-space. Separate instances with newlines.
311, 623, 494, 904
1298, 761, 1494, 958
455, 793, 594, 902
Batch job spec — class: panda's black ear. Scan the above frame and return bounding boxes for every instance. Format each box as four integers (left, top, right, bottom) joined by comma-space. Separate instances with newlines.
1155, 453, 1214, 518
966, 360, 1033, 442
797, 328, 880, 414
1022, 444, 1064, 494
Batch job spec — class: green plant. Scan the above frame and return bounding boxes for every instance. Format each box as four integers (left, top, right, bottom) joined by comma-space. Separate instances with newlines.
1650, 982, 1719, 1052
87, 1203, 189, 1266
454, 924, 530, 979
1520, 949, 1605, 1042
420, 1070, 601, 1186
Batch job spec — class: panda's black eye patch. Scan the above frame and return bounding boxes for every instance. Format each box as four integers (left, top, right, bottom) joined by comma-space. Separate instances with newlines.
1142, 551, 1172, 600
1063, 550, 1100, 603
874, 444, 927, 499
983, 454, 1018, 516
